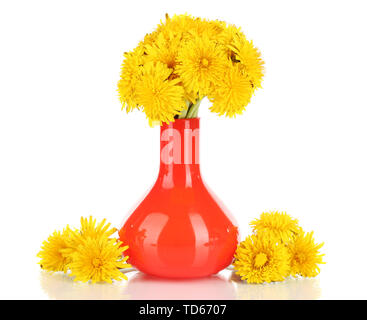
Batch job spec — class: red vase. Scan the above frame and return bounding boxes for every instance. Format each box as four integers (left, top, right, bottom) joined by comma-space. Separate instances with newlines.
119, 118, 239, 278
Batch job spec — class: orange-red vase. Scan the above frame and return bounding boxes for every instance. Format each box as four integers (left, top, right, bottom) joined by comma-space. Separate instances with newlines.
119, 118, 239, 278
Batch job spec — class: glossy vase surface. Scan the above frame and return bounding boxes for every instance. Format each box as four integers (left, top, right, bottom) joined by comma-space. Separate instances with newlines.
119, 118, 239, 278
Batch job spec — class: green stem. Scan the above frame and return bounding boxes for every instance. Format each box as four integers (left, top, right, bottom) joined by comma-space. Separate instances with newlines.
178, 100, 191, 119
186, 98, 202, 118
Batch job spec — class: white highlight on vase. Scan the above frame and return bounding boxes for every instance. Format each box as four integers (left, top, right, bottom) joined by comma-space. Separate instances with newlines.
189, 213, 209, 268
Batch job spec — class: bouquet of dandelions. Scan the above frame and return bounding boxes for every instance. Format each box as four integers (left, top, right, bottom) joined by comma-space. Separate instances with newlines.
117, 14, 264, 125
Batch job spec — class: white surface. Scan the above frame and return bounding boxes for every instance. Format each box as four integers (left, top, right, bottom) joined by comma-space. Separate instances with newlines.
0, 0, 366, 300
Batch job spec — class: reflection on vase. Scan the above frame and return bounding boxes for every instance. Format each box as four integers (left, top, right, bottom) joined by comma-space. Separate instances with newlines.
124, 272, 236, 300
231, 272, 321, 300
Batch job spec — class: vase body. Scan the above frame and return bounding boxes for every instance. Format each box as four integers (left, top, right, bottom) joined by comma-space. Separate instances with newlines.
119, 118, 239, 278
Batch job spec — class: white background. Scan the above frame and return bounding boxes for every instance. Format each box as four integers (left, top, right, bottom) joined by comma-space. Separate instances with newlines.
1, 0, 366, 300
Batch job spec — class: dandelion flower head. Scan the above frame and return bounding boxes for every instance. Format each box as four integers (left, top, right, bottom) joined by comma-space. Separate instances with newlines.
233, 234, 290, 284
250, 211, 301, 243
288, 231, 325, 277
37, 227, 73, 272
68, 236, 131, 283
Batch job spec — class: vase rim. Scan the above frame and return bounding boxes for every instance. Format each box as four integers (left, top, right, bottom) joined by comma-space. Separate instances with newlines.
161, 118, 200, 127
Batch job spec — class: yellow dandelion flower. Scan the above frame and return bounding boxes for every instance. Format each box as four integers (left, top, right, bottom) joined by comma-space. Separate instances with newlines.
219, 23, 244, 44
141, 30, 160, 46
176, 36, 227, 97
69, 236, 131, 283
250, 211, 302, 243
63, 216, 117, 254
79, 216, 117, 239
288, 231, 325, 277
117, 46, 145, 112
233, 234, 290, 283
229, 35, 264, 89
157, 14, 197, 40
145, 32, 181, 69
204, 19, 227, 39
37, 227, 73, 272
216, 23, 245, 57
136, 61, 186, 125
187, 17, 226, 41
209, 64, 253, 117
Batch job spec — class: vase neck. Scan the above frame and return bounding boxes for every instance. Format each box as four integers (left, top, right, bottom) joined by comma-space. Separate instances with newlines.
157, 118, 202, 188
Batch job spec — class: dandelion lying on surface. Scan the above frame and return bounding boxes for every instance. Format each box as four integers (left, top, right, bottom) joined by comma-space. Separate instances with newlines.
37, 216, 131, 283
79, 216, 117, 239
62, 216, 118, 257
37, 227, 72, 272
68, 236, 131, 283
250, 211, 301, 243
233, 234, 290, 284
233, 211, 325, 284
288, 231, 325, 277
